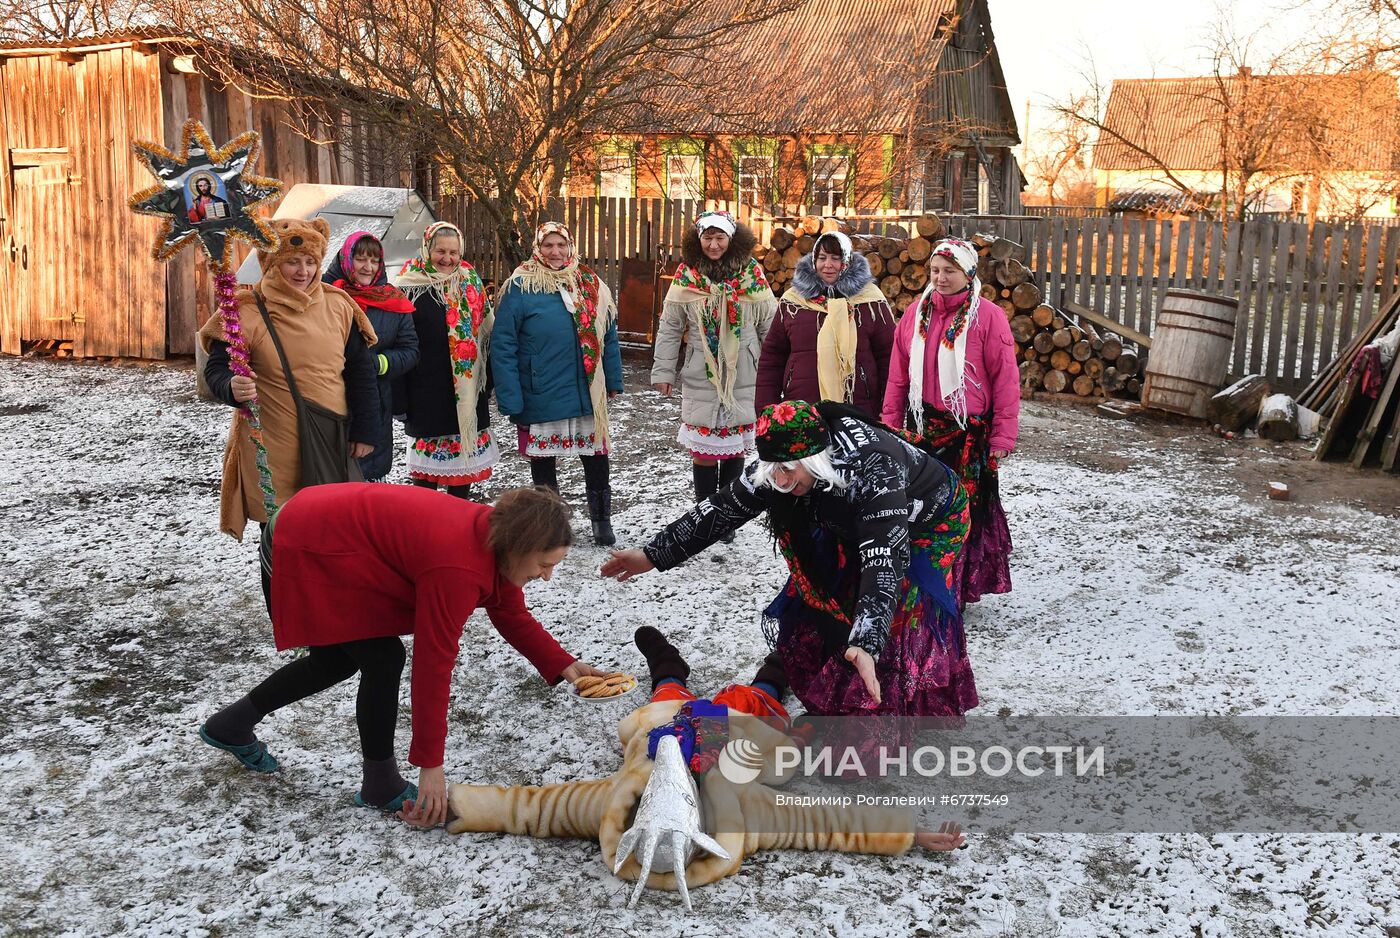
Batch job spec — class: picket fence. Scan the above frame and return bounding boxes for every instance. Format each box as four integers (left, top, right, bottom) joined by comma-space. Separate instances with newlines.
443, 197, 1400, 389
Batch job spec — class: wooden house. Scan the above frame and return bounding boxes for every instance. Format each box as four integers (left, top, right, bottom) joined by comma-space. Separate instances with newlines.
571, 0, 1023, 216
1093, 71, 1400, 219
0, 31, 427, 360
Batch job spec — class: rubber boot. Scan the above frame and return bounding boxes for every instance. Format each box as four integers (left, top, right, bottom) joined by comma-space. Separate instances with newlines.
586, 488, 616, 547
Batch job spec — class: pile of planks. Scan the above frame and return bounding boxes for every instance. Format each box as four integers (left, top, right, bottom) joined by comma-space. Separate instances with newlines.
753, 216, 1146, 401
1305, 289, 1400, 470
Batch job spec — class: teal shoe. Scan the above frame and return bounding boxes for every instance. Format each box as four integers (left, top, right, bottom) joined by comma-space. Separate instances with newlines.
355, 782, 419, 813
198, 724, 279, 773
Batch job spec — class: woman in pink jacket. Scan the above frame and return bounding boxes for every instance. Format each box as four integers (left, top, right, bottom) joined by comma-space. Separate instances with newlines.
881, 237, 1019, 605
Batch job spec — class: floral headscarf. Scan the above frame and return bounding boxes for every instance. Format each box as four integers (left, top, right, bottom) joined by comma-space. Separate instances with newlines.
755, 400, 830, 462
909, 237, 981, 434
505, 221, 615, 446
396, 221, 491, 443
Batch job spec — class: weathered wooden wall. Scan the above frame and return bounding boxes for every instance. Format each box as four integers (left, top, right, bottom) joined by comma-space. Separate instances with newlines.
0, 40, 430, 360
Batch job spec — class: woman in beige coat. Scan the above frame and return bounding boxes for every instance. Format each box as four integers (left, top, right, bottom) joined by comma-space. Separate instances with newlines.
651, 211, 777, 511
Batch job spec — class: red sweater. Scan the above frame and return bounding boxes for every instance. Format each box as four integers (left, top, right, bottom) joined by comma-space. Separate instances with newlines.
269, 483, 576, 767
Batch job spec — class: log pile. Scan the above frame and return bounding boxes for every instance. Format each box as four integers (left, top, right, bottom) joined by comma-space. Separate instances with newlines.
752, 216, 1147, 402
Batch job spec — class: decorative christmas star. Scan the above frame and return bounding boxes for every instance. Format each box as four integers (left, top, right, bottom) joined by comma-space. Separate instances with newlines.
130, 119, 282, 268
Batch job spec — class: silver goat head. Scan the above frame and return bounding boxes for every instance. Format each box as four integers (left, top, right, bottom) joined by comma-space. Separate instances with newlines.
613, 733, 730, 912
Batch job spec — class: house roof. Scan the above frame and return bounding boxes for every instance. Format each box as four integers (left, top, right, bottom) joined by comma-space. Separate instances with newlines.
0, 28, 189, 56
1107, 188, 1213, 214
1094, 72, 1400, 172
619, 0, 1017, 140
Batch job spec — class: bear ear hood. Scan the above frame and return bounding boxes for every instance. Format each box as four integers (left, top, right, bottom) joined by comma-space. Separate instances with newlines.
258, 217, 331, 272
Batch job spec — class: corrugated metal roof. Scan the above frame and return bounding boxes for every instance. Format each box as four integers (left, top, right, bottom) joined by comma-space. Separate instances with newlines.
0, 27, 187, 54
1094, 72, 1400, 172
620, 0, 975, 134
1107, 188, 1213, 214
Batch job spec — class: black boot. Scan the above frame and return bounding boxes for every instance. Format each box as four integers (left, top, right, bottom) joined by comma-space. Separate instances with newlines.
586, 488, 616, 547
447, 483, 473, 500
751, 651, 789, 702
635, 626, 691, 691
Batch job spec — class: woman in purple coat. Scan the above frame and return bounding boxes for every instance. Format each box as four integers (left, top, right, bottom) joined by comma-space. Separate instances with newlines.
755, 231, 896, 415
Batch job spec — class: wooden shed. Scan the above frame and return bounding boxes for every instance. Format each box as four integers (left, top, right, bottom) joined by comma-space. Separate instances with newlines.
0, 32, 429, 360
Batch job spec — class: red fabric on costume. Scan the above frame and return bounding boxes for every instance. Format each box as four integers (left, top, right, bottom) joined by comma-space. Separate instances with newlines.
650, 682, 697, 703
270, 483, 576, 767
649, 681, 790, 729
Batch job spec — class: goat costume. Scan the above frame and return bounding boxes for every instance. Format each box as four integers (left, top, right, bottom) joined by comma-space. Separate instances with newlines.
756, 231, 896, 414
652, 211, 777, 460
446, 688, 917, 904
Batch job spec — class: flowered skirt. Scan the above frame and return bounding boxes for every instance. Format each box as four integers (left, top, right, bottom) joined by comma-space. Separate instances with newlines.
677, 421, 754, 460
517, 417, 608, 457
915, 407, 1013, 604
761, 483, 976, 718
406, 428, 497, 485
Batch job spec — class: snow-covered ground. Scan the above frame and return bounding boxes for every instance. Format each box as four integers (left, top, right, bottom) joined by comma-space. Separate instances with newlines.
4, 354, 1400, 937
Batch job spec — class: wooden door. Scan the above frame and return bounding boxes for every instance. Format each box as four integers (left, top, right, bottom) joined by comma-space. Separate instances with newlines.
9, 150, 76, 345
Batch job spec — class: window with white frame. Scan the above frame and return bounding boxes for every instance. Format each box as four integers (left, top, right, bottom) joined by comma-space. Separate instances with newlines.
737, 155, 773, 207
598, 154, 633, 198
810, 153, 851, 212
667, 154, 703, 201
977, 162, 991, 214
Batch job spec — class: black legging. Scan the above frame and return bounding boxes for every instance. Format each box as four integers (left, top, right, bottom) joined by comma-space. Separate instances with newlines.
529, 453, 609, 490
412, 477, 474, 499
245, 637, 406, 761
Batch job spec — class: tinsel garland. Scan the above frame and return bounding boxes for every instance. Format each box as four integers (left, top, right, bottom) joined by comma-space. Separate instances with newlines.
214, 270, 276, 517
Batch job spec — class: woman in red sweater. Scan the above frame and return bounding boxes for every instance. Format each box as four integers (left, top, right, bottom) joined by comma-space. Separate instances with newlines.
881, 237, 1020, 606
199, 484, 604, 826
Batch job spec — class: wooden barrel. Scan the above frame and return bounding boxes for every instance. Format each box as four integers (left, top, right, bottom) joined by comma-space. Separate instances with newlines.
1142, 289, 1239, 418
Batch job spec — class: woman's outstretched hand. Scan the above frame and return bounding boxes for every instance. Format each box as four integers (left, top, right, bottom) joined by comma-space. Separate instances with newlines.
600, 549, 655, 582
915, 821, 965, 852
397, 764, 447, 829
560, 661, 607, 684
844, 646, 882, 704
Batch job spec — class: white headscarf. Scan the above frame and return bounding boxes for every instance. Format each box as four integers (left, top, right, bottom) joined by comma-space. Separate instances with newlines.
908, 238, 981, 434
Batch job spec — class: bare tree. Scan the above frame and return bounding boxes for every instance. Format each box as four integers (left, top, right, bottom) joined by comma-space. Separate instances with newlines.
0, 0, 150, 42
1021, 95, 1092, 206
155, 0, 795, 264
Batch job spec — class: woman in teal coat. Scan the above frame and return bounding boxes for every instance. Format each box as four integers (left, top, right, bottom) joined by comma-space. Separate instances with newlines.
492, 222, 624, 545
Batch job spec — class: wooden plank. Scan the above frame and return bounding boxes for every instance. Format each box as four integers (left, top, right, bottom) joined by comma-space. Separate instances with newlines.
1222, 221, 1242, 373
1107, 214, 1124, 322
1282, 222, 1306, 383
0, 58, 18, 354
1047, 216, 1064, 307
1299, 223, 1326, 384
1265, 221, 1292, 382
1173, 219, 1190, 287
1319, 224, 1345, 371
130, 49, 166, 358
1338, 225, 1364, 349
1381, 225, 1400, 307
1248, 221, 1275, 376
1231, 222, 1256, 374
1190, 219, 1207, 288
1093, 215, 1109, 311
1140, 219, 1156, 335
1359, 224, 1384, 336
1349, 345, 1400, 467
1077, 217, 1094, 309
1062, 299, 1153, 349
1063, 217, 1079, 310
1123, 218, 1141, 335
1151, 220, 1173, 334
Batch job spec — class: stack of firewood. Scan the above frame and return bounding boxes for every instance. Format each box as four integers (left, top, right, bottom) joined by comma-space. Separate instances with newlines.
755, 214, 948, 314
752, 215, 1146, 401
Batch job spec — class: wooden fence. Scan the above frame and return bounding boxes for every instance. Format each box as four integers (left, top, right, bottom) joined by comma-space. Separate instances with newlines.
444, 197, 1400, 389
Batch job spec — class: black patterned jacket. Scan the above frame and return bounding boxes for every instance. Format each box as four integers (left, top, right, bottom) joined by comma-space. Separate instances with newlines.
643, 416, 958, 658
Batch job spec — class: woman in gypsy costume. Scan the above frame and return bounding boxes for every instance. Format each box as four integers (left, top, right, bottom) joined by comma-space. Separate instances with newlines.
602, 400, 976, 719
492, 222, 623, 546
756, 230, 895, 414
396, 222, 497, 497
652, 211, 777, 511
323, 231, 420, 481
881, 237, 1019, 606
